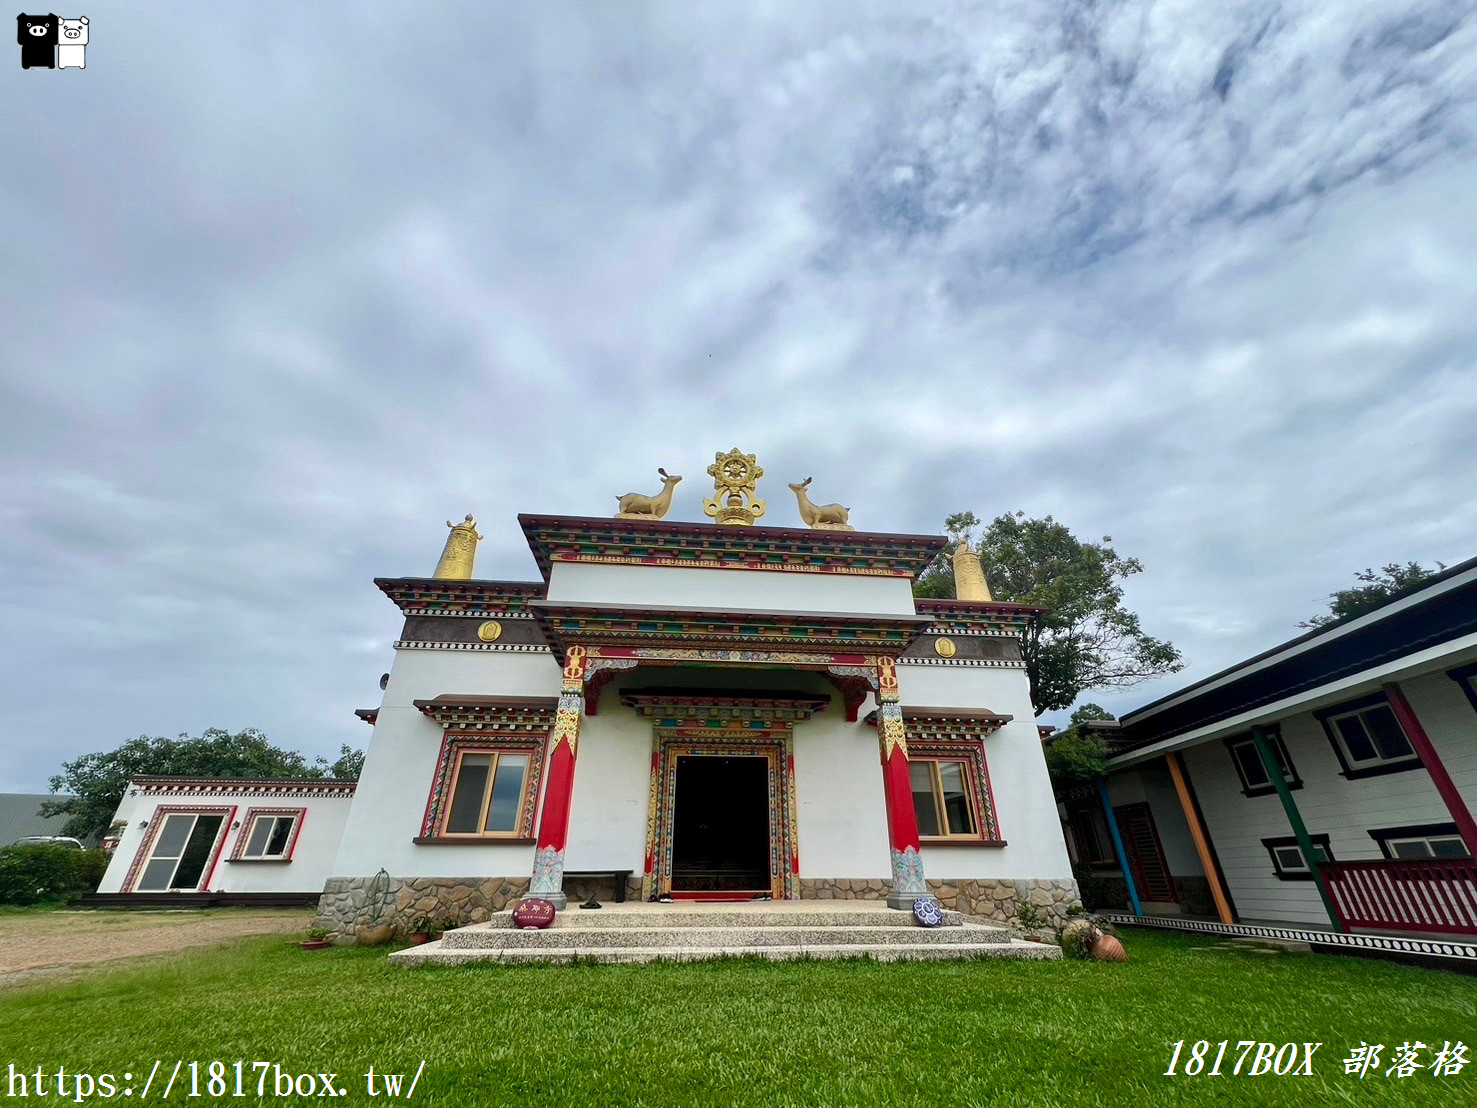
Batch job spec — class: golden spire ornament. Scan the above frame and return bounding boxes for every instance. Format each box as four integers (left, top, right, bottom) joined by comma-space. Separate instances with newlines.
950, 540, 994, 601
433, 515, 483, 579
703, 448, 766, 526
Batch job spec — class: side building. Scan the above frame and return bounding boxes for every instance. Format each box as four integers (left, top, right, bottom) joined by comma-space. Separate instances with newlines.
1065, 556, 1477, 937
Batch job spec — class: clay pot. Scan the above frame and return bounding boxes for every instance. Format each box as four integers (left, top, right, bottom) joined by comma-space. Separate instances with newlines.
1090, 933, 1128, 962
299, 939, 332, 951
408, 931, 430, 946
356, 924, 394, 948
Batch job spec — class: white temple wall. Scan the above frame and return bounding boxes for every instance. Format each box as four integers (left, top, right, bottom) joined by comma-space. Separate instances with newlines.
562, 705, 652, 872
546, 562, 918, 616
378, 647, 561, 709
898, 662, 1074, 880
791, 712, 892, 878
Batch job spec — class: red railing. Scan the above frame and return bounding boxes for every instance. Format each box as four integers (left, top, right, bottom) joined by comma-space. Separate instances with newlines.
1318, 859, 1477, 936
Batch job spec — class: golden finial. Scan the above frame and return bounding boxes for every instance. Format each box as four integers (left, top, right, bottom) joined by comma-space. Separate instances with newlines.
433, 515, 483, 579
787, 476, 854, 531
615, 468, 683, 520
950, 540, 993, 601
703, 448, 766, 526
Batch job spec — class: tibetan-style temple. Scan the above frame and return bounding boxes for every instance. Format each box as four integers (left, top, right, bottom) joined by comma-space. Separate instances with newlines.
316, 451, 1079, 935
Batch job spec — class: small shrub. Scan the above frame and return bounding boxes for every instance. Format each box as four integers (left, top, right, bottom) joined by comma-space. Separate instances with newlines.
1013, 901, 1048, 932
0, 845, 109, 905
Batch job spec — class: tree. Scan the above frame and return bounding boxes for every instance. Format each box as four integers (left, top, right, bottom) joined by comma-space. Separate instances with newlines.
915, 510, 1183, 715
39, 728, 365, 841
1299, 561, 1446, 629
1042, 703, 1116, 787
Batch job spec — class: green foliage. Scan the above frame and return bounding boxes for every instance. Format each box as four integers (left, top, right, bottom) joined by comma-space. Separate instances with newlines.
39, 729, 366, 841
2, 930, 1472, 1106
0, 845, 110, 905
1301, 561, 1447, 629
1056, 914, 1118, 959
327, 744, 366, 780
914, 510, 1183, 714
1012, 901, 1049, 932
1043, 703, 1116, 787
1043, 733, 1109, 786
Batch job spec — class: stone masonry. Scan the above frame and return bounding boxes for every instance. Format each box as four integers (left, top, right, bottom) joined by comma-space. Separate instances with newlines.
317, 876, 530, 943
801, 877, 1081, 929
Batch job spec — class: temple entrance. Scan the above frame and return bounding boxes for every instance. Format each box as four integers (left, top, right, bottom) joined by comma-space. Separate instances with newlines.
670, 755, 772, 893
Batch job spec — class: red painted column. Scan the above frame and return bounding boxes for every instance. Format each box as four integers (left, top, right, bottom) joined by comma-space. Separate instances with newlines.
526, 646, 587, 908
876, 658, 927, 908
1384, 682, 1477, 855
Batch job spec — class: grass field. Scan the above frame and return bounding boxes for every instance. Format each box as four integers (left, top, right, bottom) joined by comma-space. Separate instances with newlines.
3, 927, 1473, 1106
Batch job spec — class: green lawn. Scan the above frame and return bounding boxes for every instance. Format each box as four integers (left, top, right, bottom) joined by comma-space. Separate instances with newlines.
3, 929, 1473, 1106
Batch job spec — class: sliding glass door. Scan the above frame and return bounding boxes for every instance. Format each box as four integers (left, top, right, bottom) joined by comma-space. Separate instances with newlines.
135, 812, 225, 891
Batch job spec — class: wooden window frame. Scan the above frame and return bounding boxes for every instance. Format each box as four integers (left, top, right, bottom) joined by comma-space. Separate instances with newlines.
438, 748, 537, 840
229, 807, 305, 862
1314, 693, 1421, 780
905, 740, 1003, 846
1223, 729, 1302, 797
1067, 803, 1115, 867
911, 757, 981, 842
417, 730, 546, 844
1260, 834, 1333, 881
121, 805, 235, 893
1369, 822, 1471, 861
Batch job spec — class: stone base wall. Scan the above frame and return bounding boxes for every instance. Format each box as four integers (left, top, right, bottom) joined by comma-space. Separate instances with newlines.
800, 876, 1081, 928
316, 876, 530, 943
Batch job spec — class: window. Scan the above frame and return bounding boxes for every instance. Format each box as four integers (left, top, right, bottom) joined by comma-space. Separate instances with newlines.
131, 809, 230, 892
1316, 694, 1419, 779
1261, 834, 1333, 881
1370, 823, 1471, 861
1069, 805, 1115, 866
910, 758, 980, 839
232, 809, 303, 860
1450, 663, 1477, 717
441, 750, 533, 837
1224, 730, 1302, 797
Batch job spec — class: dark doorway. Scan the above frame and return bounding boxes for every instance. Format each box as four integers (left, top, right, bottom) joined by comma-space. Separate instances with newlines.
671, 755, 771, 892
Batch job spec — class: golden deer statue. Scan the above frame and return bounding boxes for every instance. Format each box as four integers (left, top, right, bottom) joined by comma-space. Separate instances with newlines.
788, 477, 853, 530
616, 468, 683, 520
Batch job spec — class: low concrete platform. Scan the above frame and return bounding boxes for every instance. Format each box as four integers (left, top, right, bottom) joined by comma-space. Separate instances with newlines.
389, 901, 1060, 966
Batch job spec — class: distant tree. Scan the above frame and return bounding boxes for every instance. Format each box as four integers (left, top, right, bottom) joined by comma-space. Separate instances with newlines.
915, 511, 1183, 715
327, 743, 366, 780
1299, 561, 1447, 629
1042, 703, 1116, 787
39, 729, 365, 841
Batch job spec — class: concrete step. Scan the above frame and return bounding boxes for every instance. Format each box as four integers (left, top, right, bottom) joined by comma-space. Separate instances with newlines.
473, 907, 967, 930
391, 939, 1060, 966
441, 923, 1014, 950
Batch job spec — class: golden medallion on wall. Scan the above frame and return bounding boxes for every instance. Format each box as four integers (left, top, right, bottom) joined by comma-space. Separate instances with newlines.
933, 636, 957, 658
477, 620, 503, 642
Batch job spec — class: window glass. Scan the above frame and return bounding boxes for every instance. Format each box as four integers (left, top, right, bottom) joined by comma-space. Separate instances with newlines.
138, 857, 178, 891
485, 755, 528, 833
171, 815, 223, 889
937, 761, 975, 835
1274, 846, 1305, 871
1431, 837, 1469, 859
264, 817, 294, 856
446, 754, 491, 834
1233, 743, 1270, 787
153, 813, 193, 859
1389, 839, 1433, 859
245, 819, 274, 857
909, 762, 941, 837
1363, 705, 1413, 761
1336, 716, 1377, 763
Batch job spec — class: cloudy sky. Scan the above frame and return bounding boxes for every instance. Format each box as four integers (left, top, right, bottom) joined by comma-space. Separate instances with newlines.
3, 2, 1475, 790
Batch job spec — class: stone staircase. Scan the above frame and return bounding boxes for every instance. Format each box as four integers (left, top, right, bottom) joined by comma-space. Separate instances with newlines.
388, 901, 1060, 965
